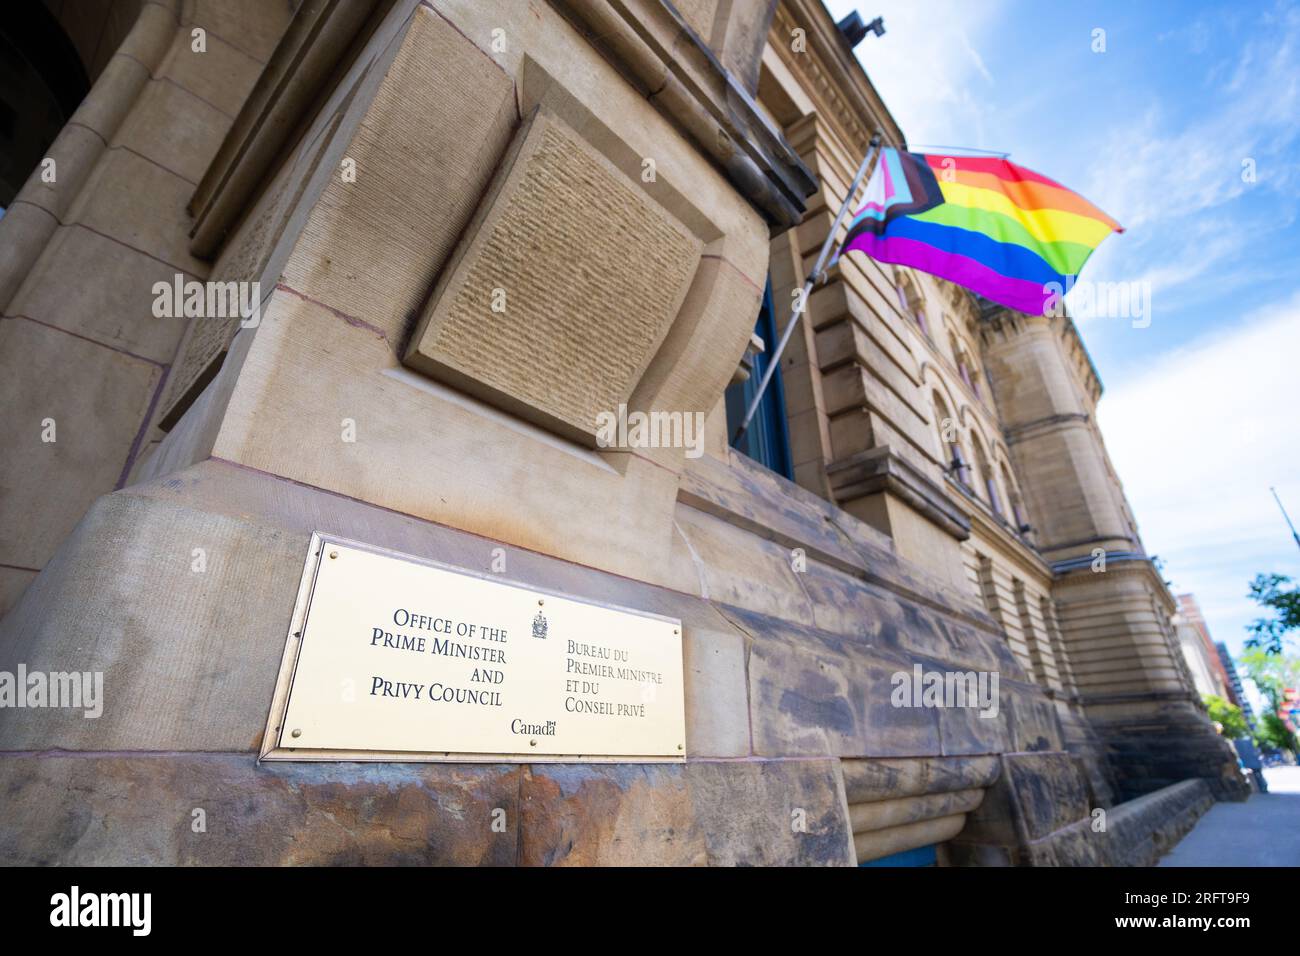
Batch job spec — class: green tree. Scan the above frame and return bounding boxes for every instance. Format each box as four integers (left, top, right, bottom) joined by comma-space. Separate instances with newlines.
1239, 648, 1300, 710
1255, 712, 1299, 753
1203, 695, 1250, 738
1246, 573, 1300, 655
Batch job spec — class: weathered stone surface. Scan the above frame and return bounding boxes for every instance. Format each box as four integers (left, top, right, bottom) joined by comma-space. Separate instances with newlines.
854, 814, 967, 864
0, 490, 303, 752
842, 755, 1000, 803
935, 686, 1008, 757
954, 751, 1091, 849
112, 76, 233, 184
849, 786, 984, 833
943, 748, 1214, 866
407, 108, 701, 444
158, 76, 348, 428
722, 604, 944, 758
157, 23, 264, 118
1002, 752, 1093, 842
1090, 698, 1249, 802
519, 763, 704, 866
796, 562, 1011, 676
62, 146, 206, 274
953, 778, 1215, 867
518, 760, 852, 866
0, 0, 1230, 870
672, 505, 814, 624
1001, 683, 1065, 753
0, 754, 519, 866
0, 318, 162, 571
0, 203, 59, 310
8, 224, 191, 363
0, 567, 36, 621
215, 289, 695, 593
192, 0, 289, 62
285, 5, 518, 349
841, 758, 999, 865
0, 753, 853, 866
682, 627, 750, 757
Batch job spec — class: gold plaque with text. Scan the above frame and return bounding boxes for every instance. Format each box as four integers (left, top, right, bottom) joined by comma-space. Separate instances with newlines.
261, 534, 686, 761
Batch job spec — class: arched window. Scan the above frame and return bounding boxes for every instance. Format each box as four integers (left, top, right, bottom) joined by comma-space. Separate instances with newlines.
972, 434, 1001, 515
1, 7, 92, 210
949, 330, 978, 397
1001, 462, 1027, 531
896, 273, 931, 338
932, 392, 954, 457
933, 392, 970, 487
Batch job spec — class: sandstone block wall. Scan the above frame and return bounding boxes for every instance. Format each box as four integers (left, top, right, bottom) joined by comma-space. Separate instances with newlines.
0, 0, 293, 618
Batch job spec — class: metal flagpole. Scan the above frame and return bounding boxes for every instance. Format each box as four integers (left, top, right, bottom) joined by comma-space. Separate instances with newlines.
733, 129, 884, 447
1270, 487, 1300, 553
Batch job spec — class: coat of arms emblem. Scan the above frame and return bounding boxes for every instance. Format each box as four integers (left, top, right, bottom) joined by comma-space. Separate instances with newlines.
532, 610, 548, 639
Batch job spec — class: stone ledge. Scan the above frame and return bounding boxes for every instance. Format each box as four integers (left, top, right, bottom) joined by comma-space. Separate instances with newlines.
842, 755, 1001, 804
828, 445, 972, 542
949, 777, 1215, 866
549, 0, 816, 229
0, 753, 854, 866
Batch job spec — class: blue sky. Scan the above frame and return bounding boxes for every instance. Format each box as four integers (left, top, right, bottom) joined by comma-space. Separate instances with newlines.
825, 0, 1300, 655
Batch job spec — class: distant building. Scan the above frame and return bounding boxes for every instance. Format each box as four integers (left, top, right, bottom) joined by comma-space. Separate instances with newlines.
1241, 678, 1271, 725
1216, 642, 1257, 730
1174, 594, 1234, 701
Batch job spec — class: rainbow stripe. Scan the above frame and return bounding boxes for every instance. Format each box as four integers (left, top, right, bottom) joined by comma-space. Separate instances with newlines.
841, 149, 1122, 316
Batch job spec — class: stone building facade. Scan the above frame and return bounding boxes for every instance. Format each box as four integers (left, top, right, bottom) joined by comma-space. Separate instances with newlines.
1174, 594, 1234, 704
0, 0, 1243, 866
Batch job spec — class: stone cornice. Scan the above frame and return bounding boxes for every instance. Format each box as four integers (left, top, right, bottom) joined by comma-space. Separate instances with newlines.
1003, 411, 1090, 446
551, 0, 817, 229
979, 306, 1104, 406
947, 475, 1055, 580
768, 0, 906, 155
827, 446, 971, 540
1051, 552, 1182, 616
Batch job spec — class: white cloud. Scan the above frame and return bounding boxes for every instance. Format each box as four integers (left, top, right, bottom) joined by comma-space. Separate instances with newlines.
823, 0, 1004, 147
1096, 293, 1300, 651
1080, 2, 1300, 301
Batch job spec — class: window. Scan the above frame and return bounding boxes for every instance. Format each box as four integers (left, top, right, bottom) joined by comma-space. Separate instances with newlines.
948, 328, 981, 398
896, 274, 931, 339
972, 435, 1000, 515
933, 392, 970, 486
914, 306, 930, 337
724, 278, 793, 479
1000, 462, 1027, 531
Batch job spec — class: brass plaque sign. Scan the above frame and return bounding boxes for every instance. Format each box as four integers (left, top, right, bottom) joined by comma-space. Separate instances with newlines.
261, 534, 686, 761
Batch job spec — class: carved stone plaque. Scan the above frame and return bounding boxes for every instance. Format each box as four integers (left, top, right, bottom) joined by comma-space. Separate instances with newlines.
403, 109, 702, 445
261, 534, 687, 761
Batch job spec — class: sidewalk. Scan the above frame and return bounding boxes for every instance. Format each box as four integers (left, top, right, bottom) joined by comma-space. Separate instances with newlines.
1158, 766, 1300, 866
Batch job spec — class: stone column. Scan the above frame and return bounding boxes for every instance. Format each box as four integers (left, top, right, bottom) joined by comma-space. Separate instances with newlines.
982, 308, 1246, 800
0, 0, 291, 617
